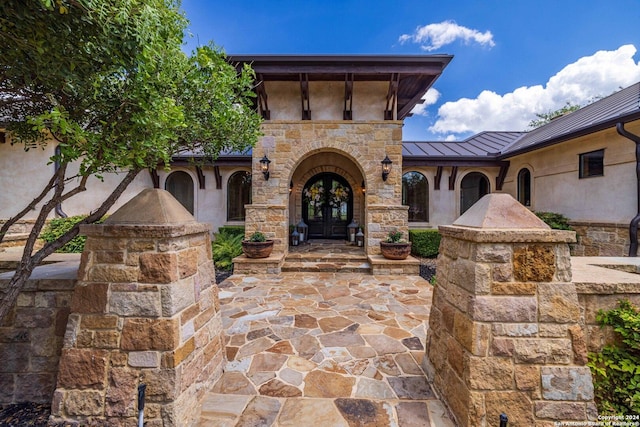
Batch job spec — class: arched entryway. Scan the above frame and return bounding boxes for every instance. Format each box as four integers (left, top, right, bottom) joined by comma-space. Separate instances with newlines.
302, 173, 353, 239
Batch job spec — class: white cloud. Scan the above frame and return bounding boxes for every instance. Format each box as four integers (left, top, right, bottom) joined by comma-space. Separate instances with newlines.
399, 21, 495, 51
429, 44, 640, 136
411, 88, 440, 116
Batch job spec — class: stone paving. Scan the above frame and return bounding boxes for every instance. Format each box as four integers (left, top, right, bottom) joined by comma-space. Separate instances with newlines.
196, 272, 455, 426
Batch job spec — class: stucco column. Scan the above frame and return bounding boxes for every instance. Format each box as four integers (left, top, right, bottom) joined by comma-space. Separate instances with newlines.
51, 189, 224, 426
425, 193, 596, 426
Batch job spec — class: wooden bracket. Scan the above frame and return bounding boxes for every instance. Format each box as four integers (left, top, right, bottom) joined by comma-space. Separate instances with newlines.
195, 166, 205, 190
149, 169, 159, 189
434, 166, 443, 190
343, 73, 353, 120
300, 73, 311, 120
448, 166, 458, 191
214, 166, 222, 189
384, 73, 399, 120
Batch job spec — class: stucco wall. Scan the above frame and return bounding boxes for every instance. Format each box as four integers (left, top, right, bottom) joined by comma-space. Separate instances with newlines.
0, 135, 246, 236
501, 123, 639, 223
264, 81, 389, 121
400, 166, 502, 228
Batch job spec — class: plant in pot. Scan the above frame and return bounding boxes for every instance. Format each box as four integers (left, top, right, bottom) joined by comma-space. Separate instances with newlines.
242, 231, 274, 258
380, 230, 412, 260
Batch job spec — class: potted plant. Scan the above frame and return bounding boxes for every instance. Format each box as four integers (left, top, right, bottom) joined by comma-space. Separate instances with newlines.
242, 231, 274, 258
380, 230, 411, 260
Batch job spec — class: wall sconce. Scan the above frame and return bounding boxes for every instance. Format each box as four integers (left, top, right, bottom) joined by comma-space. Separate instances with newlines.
361, 180, 366, 193
289, 180, 294, 193
259, 155, 271, 180
381, 155, 392, 181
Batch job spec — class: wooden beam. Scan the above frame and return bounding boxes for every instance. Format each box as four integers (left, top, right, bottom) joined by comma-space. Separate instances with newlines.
434, 166, 443, 190
384, 73, 399, 120
249, 64, 447, 75
343, 73, 353, 120
300, 73, 311, 120
213, 166, 222, 189
195, 166, 205, 190
255, 78, 270, 120
448, 166, 458, 191
149, 169, 159, 189
496, 162, 510, 191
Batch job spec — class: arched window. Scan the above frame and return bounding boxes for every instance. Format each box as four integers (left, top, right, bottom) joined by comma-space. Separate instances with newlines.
227, 171, 252, 221
165, 171, 194, 214
517, 168, 531, 207
402, 172, 429, 222
460, 172, 489, 215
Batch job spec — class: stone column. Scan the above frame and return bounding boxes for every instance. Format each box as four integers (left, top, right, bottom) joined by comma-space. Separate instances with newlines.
51, 189, 224, 426
425, 193, 596, 426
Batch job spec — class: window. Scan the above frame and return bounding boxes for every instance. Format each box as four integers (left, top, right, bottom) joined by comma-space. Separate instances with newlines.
460, 172, 489, 214
579, 149, 604, 178
227, 171, 252, 221
165, 171, 194, 214
402, 172, 429, 222
517, 168, 531, 207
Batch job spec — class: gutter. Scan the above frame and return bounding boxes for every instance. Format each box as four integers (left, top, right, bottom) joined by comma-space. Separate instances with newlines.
616, 122, 640, 256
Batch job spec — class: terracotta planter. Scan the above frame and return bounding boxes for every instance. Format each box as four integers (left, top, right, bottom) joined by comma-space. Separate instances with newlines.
380, 241, 411, 260
242, 240, 274, 258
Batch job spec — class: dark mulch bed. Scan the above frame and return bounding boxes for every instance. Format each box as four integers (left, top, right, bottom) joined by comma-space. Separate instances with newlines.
0, 402, 51, 426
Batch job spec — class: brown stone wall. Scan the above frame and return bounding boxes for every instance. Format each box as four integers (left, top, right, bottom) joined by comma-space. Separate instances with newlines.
570, 221, 631, 256
51, 222, 224, 426
576, 282, 640, 353
426, 225, 596, 427
0, 273, 75, 405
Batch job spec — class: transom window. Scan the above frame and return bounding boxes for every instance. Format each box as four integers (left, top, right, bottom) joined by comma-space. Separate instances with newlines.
579, 149, 604, 178
402, 171, 429, 222
165, 171, 194, 214
227, 171, 251, 221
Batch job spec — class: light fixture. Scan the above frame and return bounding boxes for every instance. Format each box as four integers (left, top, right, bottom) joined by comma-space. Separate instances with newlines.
381, 155, 392, 181
259, 155, 271, 180
289, 180, 294, 193
361, 180, 366, 193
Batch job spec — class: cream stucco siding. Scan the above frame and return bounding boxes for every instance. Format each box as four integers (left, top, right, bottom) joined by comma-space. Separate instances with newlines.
264, 81, 389, 121
502, 124, 639, 223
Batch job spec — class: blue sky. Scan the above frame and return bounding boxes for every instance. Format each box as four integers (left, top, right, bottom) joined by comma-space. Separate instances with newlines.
180, 0, 640, 141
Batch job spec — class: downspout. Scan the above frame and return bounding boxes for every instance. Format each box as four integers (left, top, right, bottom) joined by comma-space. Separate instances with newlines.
616, 122, 640, 256
54, 145, 68, 218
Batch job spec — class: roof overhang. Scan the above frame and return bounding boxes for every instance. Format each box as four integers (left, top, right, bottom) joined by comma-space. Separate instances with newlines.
229, 54, 453, 120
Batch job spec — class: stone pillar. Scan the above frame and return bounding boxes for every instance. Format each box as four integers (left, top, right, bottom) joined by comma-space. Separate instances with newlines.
425, 193, 596, 426
51, 189, 224, 426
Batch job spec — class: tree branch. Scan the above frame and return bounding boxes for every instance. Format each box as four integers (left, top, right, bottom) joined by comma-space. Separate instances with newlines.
0, 168, 142, 320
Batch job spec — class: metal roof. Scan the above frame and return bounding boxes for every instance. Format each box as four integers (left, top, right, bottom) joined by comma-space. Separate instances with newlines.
403, 131, 523, 159
500, 81, 640, 157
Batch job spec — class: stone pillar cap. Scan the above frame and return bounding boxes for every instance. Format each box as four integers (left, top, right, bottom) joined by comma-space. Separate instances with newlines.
104, 188, 196, 225
453, 193, 550, 229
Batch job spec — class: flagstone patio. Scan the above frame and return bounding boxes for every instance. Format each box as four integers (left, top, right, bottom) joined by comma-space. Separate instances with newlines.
196, 272, 455, 426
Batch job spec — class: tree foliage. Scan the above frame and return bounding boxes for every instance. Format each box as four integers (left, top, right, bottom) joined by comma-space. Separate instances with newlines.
0, 0, 262, 319
527, 102, 581, 130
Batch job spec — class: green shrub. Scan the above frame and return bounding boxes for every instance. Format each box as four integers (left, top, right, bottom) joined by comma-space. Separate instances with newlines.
535, 211, 573, 230
248, 231, 266, 242
409, 229, 441, 258
588, 300, 640, 415
217, 225, 245, 237
212, 230, 243, 271
39, 215, 105, 253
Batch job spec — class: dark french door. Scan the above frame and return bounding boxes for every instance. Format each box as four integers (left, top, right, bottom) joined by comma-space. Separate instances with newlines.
302, 173, 353, 239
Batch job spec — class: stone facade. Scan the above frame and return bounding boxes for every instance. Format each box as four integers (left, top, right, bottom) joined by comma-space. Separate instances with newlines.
50, 189, 225, 426
241, 120, 408, 270
570, 221, 632, 256
425, 194, 596, 427
0, 263, 75, 405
